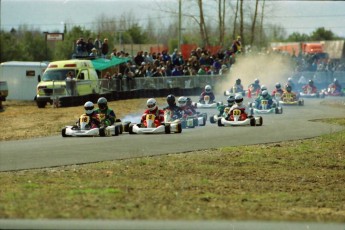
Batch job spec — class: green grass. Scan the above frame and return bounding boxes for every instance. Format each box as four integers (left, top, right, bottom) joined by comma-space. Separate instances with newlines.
1, 118, 345, 221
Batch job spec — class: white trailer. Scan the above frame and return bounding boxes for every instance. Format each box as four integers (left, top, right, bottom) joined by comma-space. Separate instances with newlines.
0, 61, 48, 100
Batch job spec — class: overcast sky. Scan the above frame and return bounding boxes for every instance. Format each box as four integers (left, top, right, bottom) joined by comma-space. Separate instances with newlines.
1, 0, 345, 37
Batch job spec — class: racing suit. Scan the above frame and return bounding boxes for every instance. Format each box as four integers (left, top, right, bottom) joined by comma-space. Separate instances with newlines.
199, 91, 215, 104
248, 83, 261, 95
302, 84, 318, 94
163, 104, 183, 120
95, 107, 116, 126
328, 82, 342, 95
271, 88, 284, 97
141, 107, 165, 127
231, 83, 244, 93
78, 112, 101, 129
227, 104, 249, 121
255, 94, 274, 109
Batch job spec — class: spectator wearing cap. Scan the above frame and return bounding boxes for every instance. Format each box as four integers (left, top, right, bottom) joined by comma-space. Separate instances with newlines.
89, 48, 98, 57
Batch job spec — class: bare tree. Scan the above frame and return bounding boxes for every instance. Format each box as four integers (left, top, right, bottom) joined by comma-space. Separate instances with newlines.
197, 0, 209, 46
218, 0, 226, 45
250, 0, 259, 46
239, 0, 244, 52
259, 0, 266, 47
232, 0, 239, 40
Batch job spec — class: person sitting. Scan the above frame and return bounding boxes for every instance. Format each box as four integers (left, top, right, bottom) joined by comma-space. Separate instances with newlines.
217, 95, 235, 117
230, 78, 244, 94
199, 85, 215, 104
255, 90, 274, 109
186, 97, 197, 114
227, 94, 249, 121
94, 97, 116, 127
163, 94, 183, 120
281, 85, 297, 102
302, 79, 318, 94
271, 82, 284, 97
78, 101, 101, 129
328, 78, 343, 95
141, 98, 164, 127
248, 78, 261, 95
178, 96, 195, 117
286, 77, 296, 92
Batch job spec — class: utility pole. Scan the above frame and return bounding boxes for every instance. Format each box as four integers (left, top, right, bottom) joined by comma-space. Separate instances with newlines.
178, 0, 182, 51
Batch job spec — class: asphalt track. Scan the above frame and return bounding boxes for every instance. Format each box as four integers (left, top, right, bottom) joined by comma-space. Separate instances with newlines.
0, 96, 344, 229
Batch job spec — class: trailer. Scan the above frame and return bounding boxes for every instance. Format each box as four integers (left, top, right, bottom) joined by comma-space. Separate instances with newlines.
0, 61, 48, 100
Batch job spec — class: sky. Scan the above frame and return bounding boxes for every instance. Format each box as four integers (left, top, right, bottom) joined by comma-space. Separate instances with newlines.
1, 0, 345, 37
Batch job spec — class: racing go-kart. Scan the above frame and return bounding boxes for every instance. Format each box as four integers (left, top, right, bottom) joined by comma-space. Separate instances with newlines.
224, 85, 245, 96
165, 109, 206, 129
128, 113, 182, 134
196, 95, 221, 109
299, 86, 325, 98
217, 109, 263, 127
248, 100, 283, 114
275, 93, 304, 106
62, 114, 122, 137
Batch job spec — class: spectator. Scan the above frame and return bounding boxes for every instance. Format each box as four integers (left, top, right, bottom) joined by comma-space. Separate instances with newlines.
232, 36, 242, 54
101, 38, 109, 58
76, 37, 86, 55
85, 37, 94, 55
89, 48, 98, 57
94, 35, 102, 56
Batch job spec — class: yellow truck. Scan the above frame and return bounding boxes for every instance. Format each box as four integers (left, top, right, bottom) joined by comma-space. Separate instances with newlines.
36, 59, 100, 108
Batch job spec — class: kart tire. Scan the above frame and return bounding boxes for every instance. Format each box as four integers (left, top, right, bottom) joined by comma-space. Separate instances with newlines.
165, 124, 171, 134
210, 116, 215, 124
114, 125, 120, 136
176, 123, 182, 133
61, 128, 68, 137
181, 120, 187, 129
129, 124, 136, 134
250, 117, 256, 126
99, 127, 106, 137
123, 121, 131, 132
217, 118, 224, 127
298, 100, 304, 106
275, 107, 279, 114
193, 118, 199, 127
256, 117, 263, 126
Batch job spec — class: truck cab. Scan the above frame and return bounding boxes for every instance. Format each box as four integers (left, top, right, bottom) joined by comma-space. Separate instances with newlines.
36, 60, 99, 108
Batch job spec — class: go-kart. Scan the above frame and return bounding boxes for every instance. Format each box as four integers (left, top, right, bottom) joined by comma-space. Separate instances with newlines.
129, 114, 182, 134
62, 114, 122, 137
224, 85, 245, 96
248, 100, 283, 114
275, 93, 304, 106
320, 87, 344, 97
217, 109, 263, 127
209, 106, 230, 124
164, 109, 206, 129
299, 86, 325, 98
196, 95, 221, 109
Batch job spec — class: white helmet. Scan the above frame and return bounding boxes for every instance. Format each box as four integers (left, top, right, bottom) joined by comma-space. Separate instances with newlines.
146, 98, 157, 111
205, 85, 212, 93
234, 94, 243, 105
261, 85, 267, 91
262, 90, 268, 97
84, 101, 94, 115
178, 96, 187, 107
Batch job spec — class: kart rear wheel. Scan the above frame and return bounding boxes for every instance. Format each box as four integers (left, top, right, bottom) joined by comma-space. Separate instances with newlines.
123, 121, 131, 132
210, 116, 215, 124
129, 124, 136, 134
99, 127, 106, 137
114, 125, 120, 136
176, 123, 182, 133
61, 128, 68, 137
256, 117, 263, 126
250, 117, 256, 126
193, 118, 198, 127
165, 124, 171, 134
217, 118, 224, 127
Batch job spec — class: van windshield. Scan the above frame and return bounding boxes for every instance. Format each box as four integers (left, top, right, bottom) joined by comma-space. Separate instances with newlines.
42, 69, 76, 81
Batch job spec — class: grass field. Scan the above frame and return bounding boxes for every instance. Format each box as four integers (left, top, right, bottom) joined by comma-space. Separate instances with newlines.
0, 100, 344, 222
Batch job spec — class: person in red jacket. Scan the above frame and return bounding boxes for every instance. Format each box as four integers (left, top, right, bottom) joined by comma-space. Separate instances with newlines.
141, 98, 164, 127
302, 80, 318, 94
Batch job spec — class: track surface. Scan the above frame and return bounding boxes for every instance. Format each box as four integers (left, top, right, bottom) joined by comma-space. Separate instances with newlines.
1, 96, 344, 229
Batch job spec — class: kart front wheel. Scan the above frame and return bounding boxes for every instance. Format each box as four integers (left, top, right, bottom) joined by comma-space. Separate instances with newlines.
165, 124, 171, 134
210, 116, 216, 124
61, 128, 68, 137
217, 118, 224, 127
129, 124, 136, 134
250, 117, 256, 126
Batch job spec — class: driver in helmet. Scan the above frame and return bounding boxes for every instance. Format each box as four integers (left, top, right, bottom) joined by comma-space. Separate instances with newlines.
231, 78, 244, 94
281, 84, 297, 102
271, 82, 284, 97
186, 97, 197, 114
255, 90, 274, 109
78, 101, 101, 129
227, 94, 249, 121
248, 78, 261, 95
95, 97, 116, 127
163, 94, 183, 120
328, 78, 343, 95
199, 85, 215, 104
217, 95, 235, 117
286, 77, 295, 91
141, 98, 165, 127
302, 79, 318, 94
178, 96, 195, 117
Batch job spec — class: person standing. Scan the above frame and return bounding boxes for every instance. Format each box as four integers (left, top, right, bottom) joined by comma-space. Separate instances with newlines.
94, 35, 103, 57
101, 38, 109, 58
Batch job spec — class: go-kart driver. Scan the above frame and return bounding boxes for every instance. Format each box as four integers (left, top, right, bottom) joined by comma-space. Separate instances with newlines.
302, 80, 318, 94
186, 97, 197, 114
227, 94, 249, 121
281, 84, 297, 102
255, 90, 274, 109
328, 78, 342, 95
231, 78, 244, 93
78, 101, 101, 129
141, 98, 165, 127
217, 95, 235, 117
286, 77, 296, 91
178, 96, 195, 117
95, 97, 116, 127
271, 83, 284, 97
163, 94, 183, 120
199, 85, 215, 104
248, 78, 261, 95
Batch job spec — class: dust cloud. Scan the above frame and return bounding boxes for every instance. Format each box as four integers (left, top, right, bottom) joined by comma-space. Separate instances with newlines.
215, 53, 295, 94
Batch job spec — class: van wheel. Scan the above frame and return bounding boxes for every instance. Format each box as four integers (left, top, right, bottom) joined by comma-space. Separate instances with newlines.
36, 101, 46, 108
